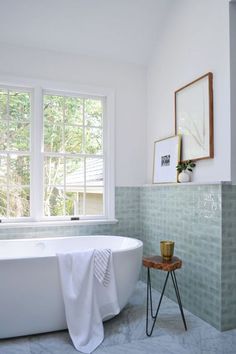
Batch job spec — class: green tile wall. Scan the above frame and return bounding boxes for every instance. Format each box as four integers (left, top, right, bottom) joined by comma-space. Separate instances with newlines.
0, 184, 235, 331
222, 185, 236, 330
140, 185, 222, 330
138, 184, 236, 331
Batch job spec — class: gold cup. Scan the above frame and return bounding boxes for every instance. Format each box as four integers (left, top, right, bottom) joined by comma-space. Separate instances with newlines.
160, 240, 175, 261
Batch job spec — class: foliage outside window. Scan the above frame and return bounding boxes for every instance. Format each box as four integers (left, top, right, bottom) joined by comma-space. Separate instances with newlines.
0, 86, 106, 221
43, 93, 104, 217
0, 88, 30, 218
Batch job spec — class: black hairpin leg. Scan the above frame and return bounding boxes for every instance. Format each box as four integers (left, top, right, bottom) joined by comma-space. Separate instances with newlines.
170, 270, 187, 331
146, 268, 169, 336
145, 268, 187, 337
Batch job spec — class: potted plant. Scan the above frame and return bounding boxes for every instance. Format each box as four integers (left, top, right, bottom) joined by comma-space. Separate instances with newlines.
176, 160, 196, 183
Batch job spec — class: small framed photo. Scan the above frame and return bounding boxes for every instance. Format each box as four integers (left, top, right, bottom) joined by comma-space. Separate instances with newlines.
153, 135, 181, 184
175, 72, 214, 161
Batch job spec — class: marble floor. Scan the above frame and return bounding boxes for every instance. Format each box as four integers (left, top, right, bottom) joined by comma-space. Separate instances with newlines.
1, 282, 236, 354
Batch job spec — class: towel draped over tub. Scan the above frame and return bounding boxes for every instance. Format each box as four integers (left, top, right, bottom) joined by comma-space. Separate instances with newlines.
57, 249, 120, 353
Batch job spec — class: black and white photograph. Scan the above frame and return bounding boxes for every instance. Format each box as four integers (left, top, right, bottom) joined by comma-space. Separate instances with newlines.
153, 135, 181, 184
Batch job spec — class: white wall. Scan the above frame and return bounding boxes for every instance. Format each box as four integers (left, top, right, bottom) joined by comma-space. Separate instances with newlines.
147, 0, 231, 183
230, 2, 236, 183
0, 43, 147, 186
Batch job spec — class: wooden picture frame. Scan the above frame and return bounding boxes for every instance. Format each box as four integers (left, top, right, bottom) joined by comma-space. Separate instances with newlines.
153, 135, 181, 184
175, 72, 214, 162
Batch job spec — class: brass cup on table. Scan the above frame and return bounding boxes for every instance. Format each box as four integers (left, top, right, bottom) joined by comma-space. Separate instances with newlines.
160, 240, 175, 261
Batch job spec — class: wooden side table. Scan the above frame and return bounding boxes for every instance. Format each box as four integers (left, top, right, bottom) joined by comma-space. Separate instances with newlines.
143, 255, 187, 336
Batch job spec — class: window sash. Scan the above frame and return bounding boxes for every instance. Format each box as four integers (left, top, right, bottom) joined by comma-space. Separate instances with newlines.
0, 86, 32, 219
42, 91, 105, 218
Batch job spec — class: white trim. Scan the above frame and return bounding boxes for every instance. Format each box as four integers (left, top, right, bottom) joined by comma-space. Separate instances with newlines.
42, 152, 103, 158
0, 74, 115, 97
0, 84, 32, 93
31, 86, 44, 221
0, 219, 118, 229
104, 92, 115, 219
0, 151, 30, 156
44, 89, 104, 101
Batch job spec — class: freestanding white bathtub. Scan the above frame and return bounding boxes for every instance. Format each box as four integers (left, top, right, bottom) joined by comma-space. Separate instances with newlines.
0, 235, 143, 339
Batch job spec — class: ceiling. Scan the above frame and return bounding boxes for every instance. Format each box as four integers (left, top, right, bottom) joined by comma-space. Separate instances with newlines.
0, 0, 170, 66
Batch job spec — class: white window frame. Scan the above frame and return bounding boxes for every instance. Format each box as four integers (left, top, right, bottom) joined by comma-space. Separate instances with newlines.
0, 76, 115, 225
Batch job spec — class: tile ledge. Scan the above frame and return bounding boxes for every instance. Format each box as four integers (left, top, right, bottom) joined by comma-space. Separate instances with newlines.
143, 181, 231, 187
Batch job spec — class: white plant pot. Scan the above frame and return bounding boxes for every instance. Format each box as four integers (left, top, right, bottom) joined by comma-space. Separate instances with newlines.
178, 170, 190, 183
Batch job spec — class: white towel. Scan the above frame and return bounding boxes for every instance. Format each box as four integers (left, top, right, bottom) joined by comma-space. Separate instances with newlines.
57, 249, 120, 353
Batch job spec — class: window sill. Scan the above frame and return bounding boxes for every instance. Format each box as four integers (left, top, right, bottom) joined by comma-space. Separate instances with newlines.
0, 219, 118, 229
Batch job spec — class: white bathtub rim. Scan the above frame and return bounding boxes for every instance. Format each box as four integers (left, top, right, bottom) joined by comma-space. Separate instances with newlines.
0, 235, 143, 260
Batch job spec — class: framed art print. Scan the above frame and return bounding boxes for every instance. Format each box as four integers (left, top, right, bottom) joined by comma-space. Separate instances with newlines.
153, 135, 181, 184
175, 72, 214, 162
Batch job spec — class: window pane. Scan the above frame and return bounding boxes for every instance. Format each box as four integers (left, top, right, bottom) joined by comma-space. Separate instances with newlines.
0, 88, 31, 220
0, 121, 8, 150
85, 127, 102, 154
9, 155, 30, 185
8, 122, 30, 151
44, 156, 64, 185
44, 186, 64, 216
9, 187, 30, 217
43, 92, 105, 219
9, 91, 30, 121
65, 191, 84, 216
44, 95, 63, 124
84, 99, 102, 127
85, 187, 103, 215
0, 90, 8, 120
0, 188, 7, 217
64, 125, 83, 153
0, 156, 7, 185
44, 124, 63, 152
66, 158, 84, 186
64, 97, 83, 125
86, 158, 103, 186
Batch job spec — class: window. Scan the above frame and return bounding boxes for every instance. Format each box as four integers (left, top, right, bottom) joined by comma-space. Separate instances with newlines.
43, 93, 104, 217
0, 83, 114, 223
0, 88, 31, 218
